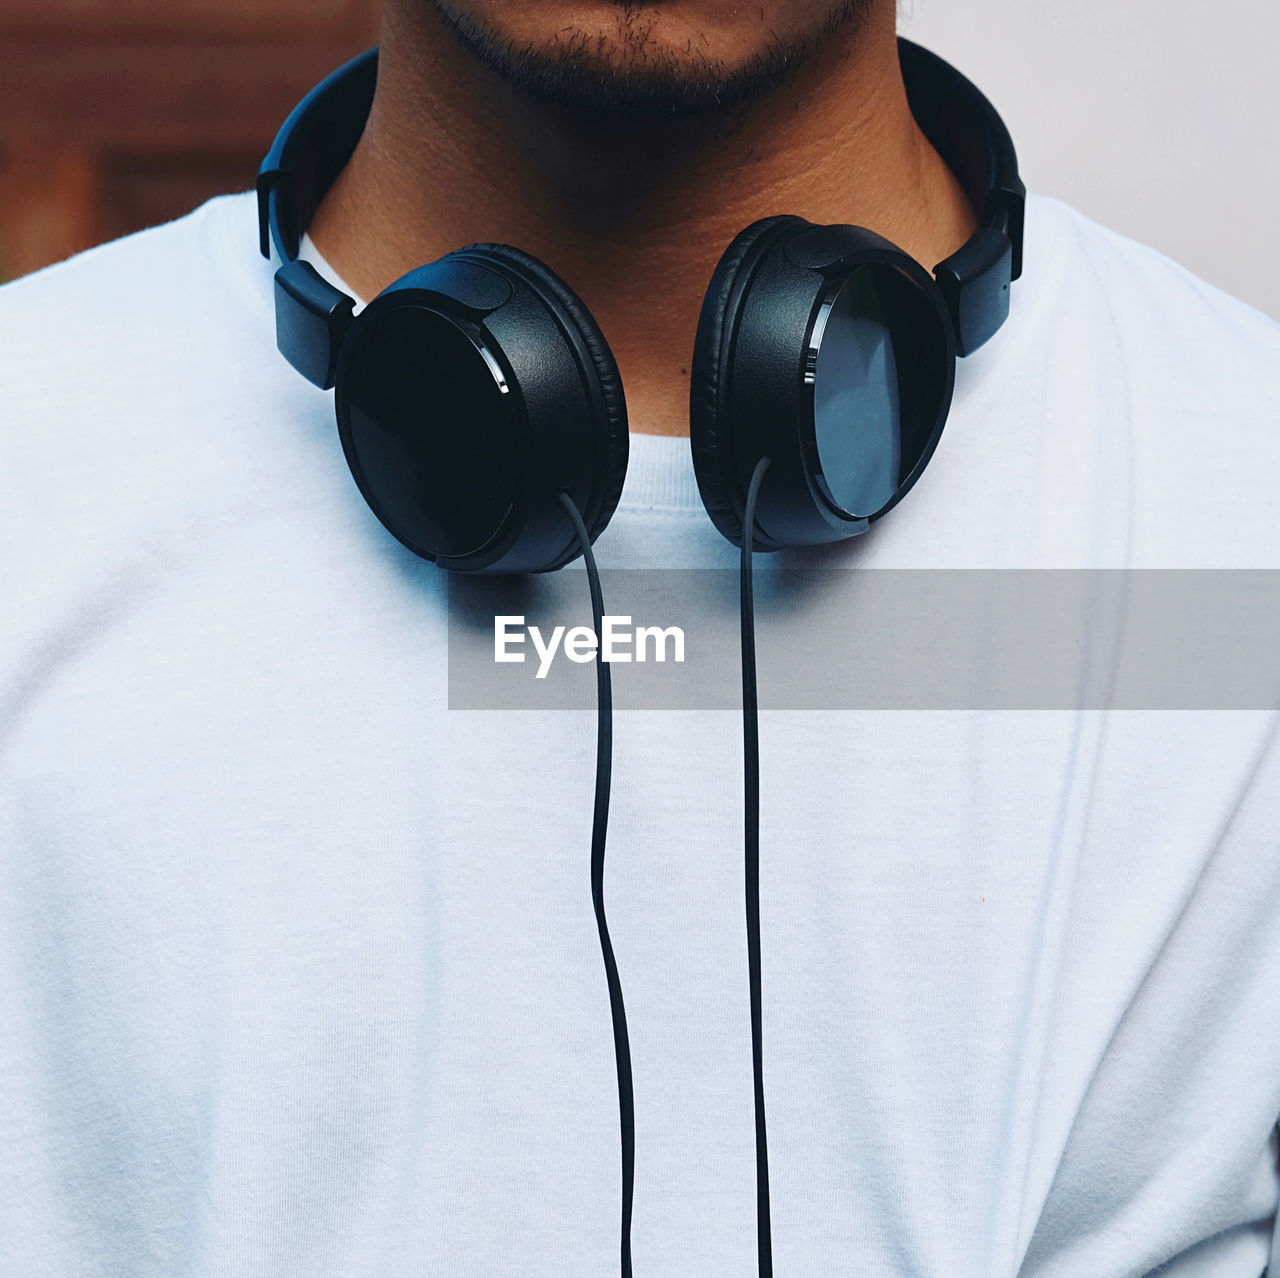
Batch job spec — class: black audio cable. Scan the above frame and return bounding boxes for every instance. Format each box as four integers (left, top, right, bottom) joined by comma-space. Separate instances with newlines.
740, 456, 773, 1277
562, 458, 772, 1278
558, 492, 635, 1278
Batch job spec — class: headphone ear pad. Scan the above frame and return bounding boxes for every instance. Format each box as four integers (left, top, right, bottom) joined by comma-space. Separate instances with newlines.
460, 242, 629, 545
689, 215, 803, 546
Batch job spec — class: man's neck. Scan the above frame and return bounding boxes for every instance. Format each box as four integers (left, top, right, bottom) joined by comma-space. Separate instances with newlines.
310, 3, 977, 437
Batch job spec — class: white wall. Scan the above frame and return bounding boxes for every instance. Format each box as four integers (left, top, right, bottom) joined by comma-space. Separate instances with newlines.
897, 0, 1280, 320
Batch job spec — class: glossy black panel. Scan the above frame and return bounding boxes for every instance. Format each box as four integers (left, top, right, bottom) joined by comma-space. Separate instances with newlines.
340, 305, 524, 560
809, 264, 950, 521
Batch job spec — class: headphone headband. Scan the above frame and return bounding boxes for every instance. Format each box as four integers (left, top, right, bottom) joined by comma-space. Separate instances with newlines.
257, 39, 1025, 385
257, 48, 377, 265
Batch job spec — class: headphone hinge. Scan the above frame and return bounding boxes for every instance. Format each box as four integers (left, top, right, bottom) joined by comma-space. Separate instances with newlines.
273, 259, 355, 390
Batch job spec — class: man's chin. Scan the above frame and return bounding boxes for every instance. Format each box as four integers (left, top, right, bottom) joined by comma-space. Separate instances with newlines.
428, 2, 872, 120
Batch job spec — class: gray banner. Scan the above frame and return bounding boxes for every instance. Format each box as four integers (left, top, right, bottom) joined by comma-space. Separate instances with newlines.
447, 570, 1280, 711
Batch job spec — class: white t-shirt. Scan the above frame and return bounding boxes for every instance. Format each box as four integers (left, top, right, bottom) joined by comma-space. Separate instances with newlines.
1, 189, 1279, 1278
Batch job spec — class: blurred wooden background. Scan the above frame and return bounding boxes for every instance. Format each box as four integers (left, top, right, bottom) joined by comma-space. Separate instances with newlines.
0, 0, 379, 282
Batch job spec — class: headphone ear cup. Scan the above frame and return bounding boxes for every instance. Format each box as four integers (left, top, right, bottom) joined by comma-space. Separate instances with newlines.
461, 243, 629, 548
689, 215, 804, 546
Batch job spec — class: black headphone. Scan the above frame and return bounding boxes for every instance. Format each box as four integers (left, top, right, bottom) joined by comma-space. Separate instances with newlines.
256, 39, 1023, 571
257, 43, 1024, 1275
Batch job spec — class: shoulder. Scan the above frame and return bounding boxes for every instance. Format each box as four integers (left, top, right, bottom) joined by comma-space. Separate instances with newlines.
0, 188, 296, 454
0, 191, 270, 385
924, 194, 1279, 567
1027, 193, 1280, 393
0, 193, 315, 573
1006, 196, 1280, 564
